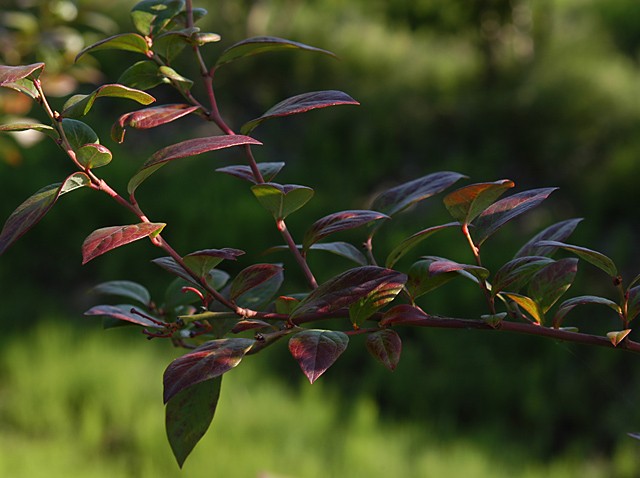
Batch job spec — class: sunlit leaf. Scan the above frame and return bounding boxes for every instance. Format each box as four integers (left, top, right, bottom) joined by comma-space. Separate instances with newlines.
61, 119, 99, 149
379, 304, 430, 327
62, 84, 155, 118
229, 264, 284, 301
183, 248, 244, 279
349, 278, 404, 327
216, 162, 285, 184
166, 377, 221, 468
491, 256, 555, 297
0, 172, 90, 255
158, 66, 193, 90
472, 188, 557, 246
443, 179, 514, 225
552, 295, 621, 328
303, 210, 388, 250
366, 329, 402, 371
0, 63, 44, 98
84, 303, 163, 328
112, 104, 198, 143
90, 280, 151, 306
215, 36, 336, 68
131, 0, 185, 36
515, 218, 583, 258
385, 222, 459, 268
76, 33, 150, 61
527, 258, 578, 313
251, 183, 314, 219
241, 91, 359, 135
504, 292, 545, 324
288, 329, 348, 384
82, 222, 166, 264
163, 338, 254, 403
76, 143, 112, 169
534, 241, 618, 277
607, 329, 632, 347
118, 61, 163, 90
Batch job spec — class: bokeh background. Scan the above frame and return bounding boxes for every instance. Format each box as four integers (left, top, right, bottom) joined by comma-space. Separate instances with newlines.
2, 0, 640, 476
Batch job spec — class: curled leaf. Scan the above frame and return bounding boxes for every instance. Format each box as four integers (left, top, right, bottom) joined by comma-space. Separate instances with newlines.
289, 329, 349, 384
379, 304, 430, 327
491, 256, 555, 298
82, 222, 166, 264
112, 104, 199, 143
527, 258, 578, 313
131, 0, 185, 36
553, 295, 621, 328
183, 248, 244, 279
607, 329, 632, 347
0, 63, 45, 98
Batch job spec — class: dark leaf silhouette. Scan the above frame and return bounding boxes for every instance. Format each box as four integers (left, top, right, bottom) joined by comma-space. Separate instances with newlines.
443, 179, 514, 224
303, 210, 388, 250
288, 329, 349, 383
366, 329, 402, 371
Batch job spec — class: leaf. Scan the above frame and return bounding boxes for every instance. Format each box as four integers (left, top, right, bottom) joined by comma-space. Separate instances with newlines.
288, 330, 349, 384
443, 179, 514, 225
472, 188, 558, 246
629, 273, 640, 290
349, 278, 404, 327
627, 286, 640, 322
379, 304, 430, 327
163, 338, 254, 403
307, 242, 368, 266
216, 162, 285, 184
76, 33, 150, 61
90, 280, 152, 306
426, 257, 490, 282
131, 0, 185, 36
607, 329, 632, 347
112, 104, 199, 143
303, 210, 388, 250
128, 135, 261, 194
366, 329, 402, 371
62, 84, 155, 118
241, 91, 359, 135
168, 8, 208, 28
231, 320, 272, 333
251, 183, 314, 220
215, 36, 336, 68
553, 295, 621, 328
291, 266, 407, 321
406, 259, 458, 300
385, 222, 459, 268
61, 119, 99, 149
235, 268, 284, 309
275, 296, 300, 315
515, 218, 583, 258
84, 304, 163, 328
0, 172, 90, 255
153, 256, 196, 285
229, 264, 284, 301
166, 376, 221, 468
76, 143, 112, 169
534, 241, 618, 277
504, 293, 545, 325
82, 222, 166, 264
371, 171, 466, 217
118, 61, 163, 90
158, 66, 193, 90
527, 258, 578, 313
153, 28, 200, 62
0, 122, 55, 135
183, 248, 244, 279
0, 63, 45, 98
491, 256, 555, 297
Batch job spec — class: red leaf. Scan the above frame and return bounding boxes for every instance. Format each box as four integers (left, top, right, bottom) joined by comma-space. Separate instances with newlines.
288, 329, 349, 383
229, 264, 284, 301
163, 338, 255, 403
0, 63, 45, 85
112, 104, 199, 143
366, 329, 402, 371
84, 304, 163, 328
379, 304, 430, 326
303, 210, 389, 250
82, 222, 165, 264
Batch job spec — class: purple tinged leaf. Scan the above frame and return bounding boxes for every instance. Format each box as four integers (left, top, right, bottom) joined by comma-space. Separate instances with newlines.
76, 143, 112, 169
472, 188, 558, 246
0, 172, 90, 255
264, 242, 368, 266
231, 319, 272, 333
303, 210, 389, 250
183, 248, 244, 279
406, 259, 458, 300
385, 222, 459, 268
216, 162, 285, 184
443, 179, 515, 225
163, 338, 254, 403
534, 241, 618, 277
607, 329, 632, 347
62, 84, 155, 118
379, 304, 430, 327
251, 183, 314, 219
427, 257, 490, 282
290, 266, 407, 321
0, 63, 45, 85
241, 90, 359, 135
112, 104, 199, 143
553, 295, 621, 328
288, 330, 349, 384
82, 222, 166, 264
504, 293, 545, 325
75, 33, 150, 61
90, 280, 151, 306
515, 218, 583, 258
491, 256, 555, 298
234, 266, 284, 309
626, 286, 640, 323
230, 264, 284, 301
84, 304, 163, 328
527, 258, 578, 313
215, 36, 337, 68
371, 172, 467, 218
349, 279, 404, 327
166, 377, 221, 468
366, 329, 402, 371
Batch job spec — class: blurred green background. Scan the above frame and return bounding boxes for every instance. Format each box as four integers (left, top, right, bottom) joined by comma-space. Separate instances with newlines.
2, 0, 640, 476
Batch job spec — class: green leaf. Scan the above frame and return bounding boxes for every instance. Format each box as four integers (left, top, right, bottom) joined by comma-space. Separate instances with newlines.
288, 330, 349, 384
153, 28, 201, 61
504, 292, 545, 325
406, 259, 458, 300
168, 8, 208, 28
349, 279, 404, 327
112, 104, 199, 143
276, 296, 300, 315
131, 0, 185, 36
251, 183, 314, 220
241, 91, 359, 135
366, 329, 402, 371
607, 329, 632, 347
385, 222, 459, 268
76, 33, 150, 61
303, 210, 388, 251
192, 32, 222, 46
443, 179, 514, 225
84, 303, 163, 328
553, 295, 621, 328
166, 377, 221, 468
62, 84, 155, 118
515, 218, 583, 258
117, 61, 163, 90
534, 241, 618, 277
491, 256, 555, 297
229, 264, 284, 301
527, 258, 578, 313
182, 248, 244, 279
0, 172, 90, 255
215, 36, 336, 68
371, 171, 466, 218
472, 188, 557, 246
76, 143, 112, 169
163, 338, 254, 403
90, 280, 151, 306
128, 135, 261, 195
61, 119, 99, 149
0, 63, 44, 98
158, 66, 193, 90
216, 162, 285, 184
82, 222, 166, 264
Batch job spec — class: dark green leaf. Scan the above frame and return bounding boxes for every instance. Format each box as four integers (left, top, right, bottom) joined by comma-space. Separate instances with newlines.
385, 222, 459, 268
229, 264, 283, 301
216, 162, 285, 184
406, 259, 458, 300
366, 329, 402, 371
251, 183, 314, 219
527, 258, 578, 313
76, 33, 150, 61
235, 267, 284, 309
153, 256, 196, 284
90, 280, 151, 306
491, 256, 555, 298
515, 218, 583, 258
118, 61, 163, 90
288, 330, 348, 384
626, 286, 640, 322
553, 295, 621, 328
62, 84, 155, 118
61, 119, 99, 149
303, 210, 388, 250
534, 241, 618, 277
82, 222, 165, 264
183, 248, 244, 279
76, 143, 112, 169
112, 104, 199, 143
153, 28, 199, 61
443, 179, 514, 224
131, 0, 185, 36
84, 304, 163, 328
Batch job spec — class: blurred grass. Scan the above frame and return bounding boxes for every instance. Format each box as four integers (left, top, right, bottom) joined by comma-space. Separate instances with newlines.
0, 321, 638, 478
